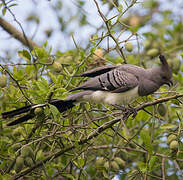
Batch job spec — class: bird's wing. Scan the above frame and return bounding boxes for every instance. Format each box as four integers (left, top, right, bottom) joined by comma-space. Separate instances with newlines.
71, 68, 139, 93
73, 65, 117, 77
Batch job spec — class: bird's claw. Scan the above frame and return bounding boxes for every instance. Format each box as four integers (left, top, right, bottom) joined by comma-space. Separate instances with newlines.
113, 104, 137, 119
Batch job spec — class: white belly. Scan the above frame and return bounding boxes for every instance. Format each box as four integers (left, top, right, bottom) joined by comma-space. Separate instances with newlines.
82, 86, 139, 105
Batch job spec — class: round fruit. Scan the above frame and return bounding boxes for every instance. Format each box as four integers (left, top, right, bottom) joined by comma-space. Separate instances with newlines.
111, 161, 120, 171
96, 157, 104, 168
147, 48, 159, 57
93, 49, 103, 60
52, 62, 62, 73
167, 59, 173, 68
114, 157, 125, 167
167, 134, 177, 144
172, 58, 181, 73
34, 107, 43, 115
157, 103, 167, 116
169, 140, 179, 150
0, 74, 7, 88
143, 40, 151, 49
125, 42, 133, 52
15, 156, 24, 173
129, 16, 140, 27
12, 127, 23, 137
12, 143, 21, 151
21, 146, 34, 159
104, 161, 110, 170
24, 157, 34, 167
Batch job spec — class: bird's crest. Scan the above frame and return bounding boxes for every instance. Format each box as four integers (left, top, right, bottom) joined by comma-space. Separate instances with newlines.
159, 55, 169, 67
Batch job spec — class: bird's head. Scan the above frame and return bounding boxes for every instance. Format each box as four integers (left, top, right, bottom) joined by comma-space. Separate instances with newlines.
159, 55, 173, 87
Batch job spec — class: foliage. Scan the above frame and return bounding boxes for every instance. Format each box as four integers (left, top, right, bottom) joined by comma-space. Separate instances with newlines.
0, 0, 183, 179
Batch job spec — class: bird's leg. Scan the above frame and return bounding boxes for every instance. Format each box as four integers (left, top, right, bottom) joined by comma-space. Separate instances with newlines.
128, 104, 137, 119
112, 104, 137, 119
112, 104, 127, 111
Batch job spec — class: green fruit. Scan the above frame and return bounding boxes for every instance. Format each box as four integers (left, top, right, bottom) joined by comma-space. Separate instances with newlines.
0, 74, 7, 88
157, 103, 167, 116
12, 127, 24, 137
12, 143, 21, 151
34, 107, 43, 115
104, 161, 110, 170
147, 48, 159, 57
52, 62, 62, 72
167, 59, 173, 68
125, 42, 133, 52
58, 56, 72, 64
96, 157, 104, 168
152, 41, 159, 48
167, 134, 177, 144
172, 58, 181, 73
114, 157, 125, 167
143, 40, 151, 49
170, 140, 179, 150
24, 157, 34, 167
111, 161, 120, 171
15, 157, 24, 173
21, 146, 34, 159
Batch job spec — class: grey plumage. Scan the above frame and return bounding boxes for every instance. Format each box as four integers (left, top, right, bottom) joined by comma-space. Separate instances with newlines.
2, 55, 172, 126
70, 55, 172, 103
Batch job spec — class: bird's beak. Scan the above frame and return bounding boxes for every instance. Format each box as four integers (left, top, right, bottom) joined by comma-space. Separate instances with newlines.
166, 80, 173, 87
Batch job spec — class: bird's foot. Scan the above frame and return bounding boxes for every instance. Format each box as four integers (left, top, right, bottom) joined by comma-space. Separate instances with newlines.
128, 105, 137, 119
113, 104, 137, 119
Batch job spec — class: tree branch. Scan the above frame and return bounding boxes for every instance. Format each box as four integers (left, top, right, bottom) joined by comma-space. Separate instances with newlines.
0, 17, 39, 50
11, 93, 183, 179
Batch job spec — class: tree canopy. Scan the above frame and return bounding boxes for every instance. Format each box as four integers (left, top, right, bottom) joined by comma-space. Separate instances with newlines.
0, 0, 183, 179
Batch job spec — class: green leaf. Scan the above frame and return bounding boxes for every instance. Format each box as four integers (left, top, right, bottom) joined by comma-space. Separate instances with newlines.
102, 170, 109, 178
32, 47, 49, 63
160, 123, 176, 129
48, 72, 57, 84
140, 130, 153, 154
9, 3, 18, 8
18, 50, 31, 61
13, 67, 25, 81
149, 156, 158, 171
62, 173, 75, 180
117, 5, 123, 12
49, 104, 60, 120
55, 88, 67, 94
77, 156, 85, 168
36, 149, 44, 161
74, 156, 85, 168
2, 7, 6, 16
137, 161, 146, 173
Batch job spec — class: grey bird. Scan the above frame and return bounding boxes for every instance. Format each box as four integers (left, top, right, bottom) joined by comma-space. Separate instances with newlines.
2, 55, 172, 126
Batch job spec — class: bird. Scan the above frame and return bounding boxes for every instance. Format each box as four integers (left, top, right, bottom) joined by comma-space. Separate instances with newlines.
2, 55, 172, 126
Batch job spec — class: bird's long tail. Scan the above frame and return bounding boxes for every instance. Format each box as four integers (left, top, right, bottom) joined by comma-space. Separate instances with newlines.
2, 91, 92, 126
2, 99, 76, 126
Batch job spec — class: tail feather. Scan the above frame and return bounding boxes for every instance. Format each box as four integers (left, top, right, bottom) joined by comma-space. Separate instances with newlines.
7, 114, 35, 126
2, 99, 76, 126
49, 99, 76, 113
2, 105, 32, 118
2, 91, 92, 126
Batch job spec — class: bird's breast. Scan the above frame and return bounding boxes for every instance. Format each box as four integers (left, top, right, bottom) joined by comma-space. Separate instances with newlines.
82, 86, 139, 105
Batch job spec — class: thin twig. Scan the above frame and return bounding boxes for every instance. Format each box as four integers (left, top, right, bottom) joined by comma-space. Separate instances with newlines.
161, 157, 166, 180
174, 160, 183, 178
1, 1, 39, 50
0, 65, 32, 104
